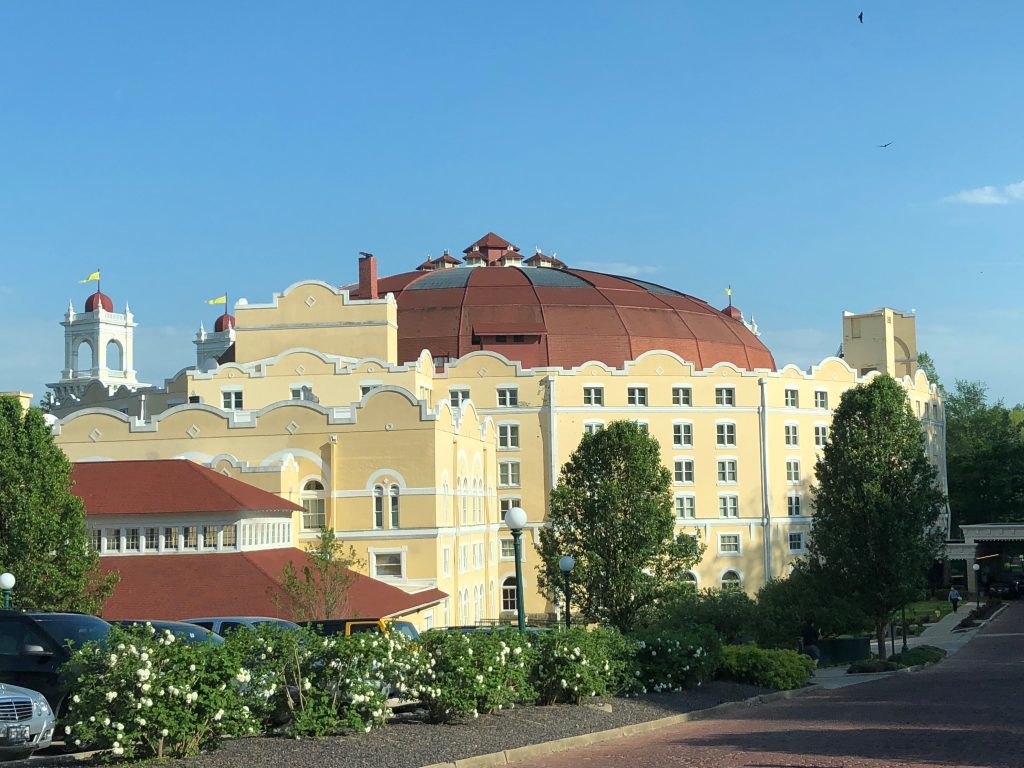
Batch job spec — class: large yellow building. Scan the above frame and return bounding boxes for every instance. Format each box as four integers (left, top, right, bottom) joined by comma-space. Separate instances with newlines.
48, 233, 947, 626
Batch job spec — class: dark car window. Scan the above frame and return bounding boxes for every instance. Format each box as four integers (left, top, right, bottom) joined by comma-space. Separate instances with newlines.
189, 621, 215, 631
31, 615, 109, 650
391, 621, 419, 640
0, 622, 53, 655
349, 623, 382, 634
218, 621, 245, 634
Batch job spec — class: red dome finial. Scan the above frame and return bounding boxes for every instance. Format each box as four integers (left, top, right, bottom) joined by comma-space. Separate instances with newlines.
214, 312, 236, 332
85, 290, 113, 312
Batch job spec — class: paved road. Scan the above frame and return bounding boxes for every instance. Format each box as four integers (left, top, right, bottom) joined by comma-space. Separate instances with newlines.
515, 604, 1023, 768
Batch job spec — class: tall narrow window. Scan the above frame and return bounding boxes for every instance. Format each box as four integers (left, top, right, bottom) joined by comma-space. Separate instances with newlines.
164, 527, 179, 551
672, 386, 692, 406
373, 486, 385, 529
203, 525, 218, 549
717, 459, 738, 483
814, 391, 828, 409
389, 485, 400, 528
90, 529, 101, 552
499, 461, 520, 488
785, 424, 799, 447
785, 388, 799, 408
673, 423, 693, 448
501, 577, 518, 612
786, 460, 801, 484
787, 495, 802, 516
718, 495, 739, 518
675, 495, 696, 519
124, 528, 140, 552
301, 480, 326, 530
674, 459, 694, 484
144, 527, 159, 551
814, 425, 828, 448
183, 526, 199, 550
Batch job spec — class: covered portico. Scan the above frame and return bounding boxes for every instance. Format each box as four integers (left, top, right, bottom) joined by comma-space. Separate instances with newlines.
947, 524, 1024, 595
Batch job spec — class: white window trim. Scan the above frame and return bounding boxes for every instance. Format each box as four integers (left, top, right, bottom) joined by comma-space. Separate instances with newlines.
582, 385, 605, 406
784, 388, 800, 408
719, 567, 744, 587
716, 455, 739, 485
498, 459, 521, 488
814, 390, 829, 409
717, 492, 740, 518
814, 422, 829, 449
671, 384, 693, 407
784, 420, 801, 447
787, 531, 806, 554
583, 420, 605, 435
785, 457, 802, 485
672, 420, 694, 449
674, 493, 697, 519
497, 421, 521, 451
368, 547, 407, 580
673, 456, 696, 486
627, 384, 649, 407
496, 385, 519, 407
718, 533, 742, 556
715, 386, 736, 406
715, 419, 738, 448
220, 386, 244, 410
786, 492, 804, 517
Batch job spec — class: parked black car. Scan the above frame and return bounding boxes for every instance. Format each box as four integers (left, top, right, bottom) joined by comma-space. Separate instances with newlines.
0, 611, 111, 714
111, 620, 224, 645
987, 581, 1019, 599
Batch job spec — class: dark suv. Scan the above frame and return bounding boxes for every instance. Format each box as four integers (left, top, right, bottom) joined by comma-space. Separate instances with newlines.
0, 611, 111, 713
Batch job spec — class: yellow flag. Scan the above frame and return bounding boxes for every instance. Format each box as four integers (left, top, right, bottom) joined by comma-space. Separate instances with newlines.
206, 294, 227, 305
79, 270, 100, 284
725, 286, 732, 297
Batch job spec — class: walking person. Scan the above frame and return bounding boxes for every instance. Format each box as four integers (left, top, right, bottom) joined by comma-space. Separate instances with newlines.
800, 620, 821, 665
948, 586, 961, 613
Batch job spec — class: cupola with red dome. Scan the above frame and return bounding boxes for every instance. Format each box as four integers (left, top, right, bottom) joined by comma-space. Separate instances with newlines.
85, 290, 114, 313
214, 312, 236, 332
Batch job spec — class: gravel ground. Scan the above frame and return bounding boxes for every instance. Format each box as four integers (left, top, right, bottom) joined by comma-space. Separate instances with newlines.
24, 681, 768, 768
180, 681, 768, 768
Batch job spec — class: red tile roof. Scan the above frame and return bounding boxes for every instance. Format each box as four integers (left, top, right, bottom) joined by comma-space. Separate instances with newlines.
71, 460, 303, 517
462, 231, 518, 254
98, 549, 446, 621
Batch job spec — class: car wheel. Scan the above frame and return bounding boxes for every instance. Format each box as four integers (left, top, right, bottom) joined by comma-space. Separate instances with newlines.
2, 749, 35, 761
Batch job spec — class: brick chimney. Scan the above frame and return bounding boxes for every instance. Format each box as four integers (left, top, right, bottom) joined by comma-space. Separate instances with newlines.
358, 252, 379, 300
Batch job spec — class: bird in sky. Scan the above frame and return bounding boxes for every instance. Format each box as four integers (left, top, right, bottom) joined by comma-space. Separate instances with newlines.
858, 11, 864, 23
877, 142, 893, 148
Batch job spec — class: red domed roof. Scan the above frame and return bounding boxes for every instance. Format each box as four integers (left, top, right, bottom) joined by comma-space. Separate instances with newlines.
85, 290, 113, 312
348, 238, 775, 371
214, 312, 236, 332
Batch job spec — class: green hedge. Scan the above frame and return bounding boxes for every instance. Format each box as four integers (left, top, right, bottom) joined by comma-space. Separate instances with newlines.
717, 645, 814, 690
629, 626, 722, 693
890, 645, 947, 667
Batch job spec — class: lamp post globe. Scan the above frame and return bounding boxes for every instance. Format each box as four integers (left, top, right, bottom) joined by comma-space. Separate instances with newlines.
558, 556, 575, 629
0, 572, 14, 611
973, 563, 981, 610
504, 507, 528, 631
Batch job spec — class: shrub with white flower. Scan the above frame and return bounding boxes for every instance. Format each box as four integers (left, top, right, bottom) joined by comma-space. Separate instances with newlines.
531, 627, 631, 705
62, 624, 256, 760
626, 626, 722, 695
413, 629, 535, 723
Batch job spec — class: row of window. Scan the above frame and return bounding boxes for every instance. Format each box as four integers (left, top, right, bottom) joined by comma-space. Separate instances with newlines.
674, 493, 806, 518
300, 480, 402, 532
92, 524, 240, 553
450, 386, 832, 410
585, 421, 830, 449
673, 457, 806, 486
712, 531, 806, 555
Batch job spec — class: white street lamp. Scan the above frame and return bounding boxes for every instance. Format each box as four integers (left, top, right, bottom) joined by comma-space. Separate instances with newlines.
558, 556, 576, 628
504, 507, 528, 631
0, 572, 15, 610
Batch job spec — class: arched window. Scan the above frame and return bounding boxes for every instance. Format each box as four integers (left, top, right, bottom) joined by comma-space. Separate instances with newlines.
461, 590, 470, 624
76, 340, 93, 373
106, 339, 123, 371
678, 571, 698, 592
389, 485, 400, 528
373, 485, 384, 529
721, 570, 742, 591
301, 480, 326, 530
461, 480, 468, 525
501, 576, 518, 612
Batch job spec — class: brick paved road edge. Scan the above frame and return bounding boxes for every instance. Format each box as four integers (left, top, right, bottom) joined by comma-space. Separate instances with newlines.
418, 687, 818, 768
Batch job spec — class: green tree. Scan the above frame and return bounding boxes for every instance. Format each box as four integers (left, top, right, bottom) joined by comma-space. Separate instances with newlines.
945, 380, 1024, 532
272, 528, 363, 621
537, 420, 705, 632
0, 395, 117, 612
809, 376, 945, 658
916, 351, 944, 395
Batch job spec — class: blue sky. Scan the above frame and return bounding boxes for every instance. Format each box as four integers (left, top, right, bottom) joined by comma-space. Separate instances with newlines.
2, 2, 1022, 402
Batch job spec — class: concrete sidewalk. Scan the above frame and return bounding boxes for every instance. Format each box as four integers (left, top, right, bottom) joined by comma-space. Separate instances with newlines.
811, 602, 988, 689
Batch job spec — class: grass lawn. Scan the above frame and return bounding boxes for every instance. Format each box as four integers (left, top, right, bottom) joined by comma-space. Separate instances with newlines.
905, 600, 953, 623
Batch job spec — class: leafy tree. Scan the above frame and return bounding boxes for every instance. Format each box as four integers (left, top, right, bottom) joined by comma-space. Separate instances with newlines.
272, 528, 363, 621
808, 376, 945, 658
916, 351, 944, 395
537, 420, 705, 632
944, 380, 1024, 532
0, 395, 117, 612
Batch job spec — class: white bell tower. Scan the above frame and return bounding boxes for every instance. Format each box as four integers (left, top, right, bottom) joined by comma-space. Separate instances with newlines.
48, 289, 146, 405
